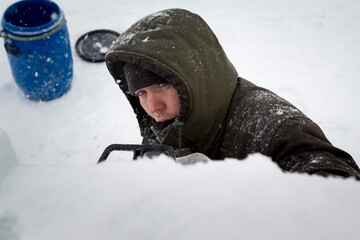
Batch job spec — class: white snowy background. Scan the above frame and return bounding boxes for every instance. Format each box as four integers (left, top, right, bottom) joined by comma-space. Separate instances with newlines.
0, 0, 359, 239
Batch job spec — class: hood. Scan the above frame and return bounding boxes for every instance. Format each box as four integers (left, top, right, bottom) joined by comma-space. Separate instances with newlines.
105, 8, 238, 155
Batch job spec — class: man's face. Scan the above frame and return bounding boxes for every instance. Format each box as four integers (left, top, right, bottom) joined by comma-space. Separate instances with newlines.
134, 83, 180, 122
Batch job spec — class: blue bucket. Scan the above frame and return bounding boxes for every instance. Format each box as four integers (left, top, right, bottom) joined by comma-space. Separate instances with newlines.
1, 0, 73, 101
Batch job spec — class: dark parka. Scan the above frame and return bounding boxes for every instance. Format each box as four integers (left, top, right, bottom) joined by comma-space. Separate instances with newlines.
106, 9, 360, 178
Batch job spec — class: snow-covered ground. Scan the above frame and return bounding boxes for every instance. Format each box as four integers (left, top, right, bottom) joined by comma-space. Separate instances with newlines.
0, 0, 359, 239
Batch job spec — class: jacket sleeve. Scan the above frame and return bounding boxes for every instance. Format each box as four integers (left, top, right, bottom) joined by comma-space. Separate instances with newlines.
269, 117, 360, 179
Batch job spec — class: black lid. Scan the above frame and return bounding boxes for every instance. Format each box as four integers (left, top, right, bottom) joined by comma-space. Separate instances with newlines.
75, 29, 120, 62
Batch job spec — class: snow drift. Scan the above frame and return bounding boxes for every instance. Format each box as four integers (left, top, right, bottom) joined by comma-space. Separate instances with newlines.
1, 154, 359, 240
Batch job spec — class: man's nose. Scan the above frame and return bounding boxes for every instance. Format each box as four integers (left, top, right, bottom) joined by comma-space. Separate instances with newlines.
147, 92, 165, 112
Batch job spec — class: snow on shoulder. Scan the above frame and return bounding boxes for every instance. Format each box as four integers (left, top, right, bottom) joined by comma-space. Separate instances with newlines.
0, 153, 359, 239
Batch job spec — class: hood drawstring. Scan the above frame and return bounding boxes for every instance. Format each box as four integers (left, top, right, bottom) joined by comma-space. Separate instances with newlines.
173, 121, 184, 153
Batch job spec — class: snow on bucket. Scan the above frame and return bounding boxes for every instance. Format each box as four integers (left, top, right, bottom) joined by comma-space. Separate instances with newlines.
1, 0, 73, 101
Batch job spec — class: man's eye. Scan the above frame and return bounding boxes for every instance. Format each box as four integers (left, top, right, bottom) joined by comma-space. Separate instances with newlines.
159, 82, 168, 87
136, 90, 146, 97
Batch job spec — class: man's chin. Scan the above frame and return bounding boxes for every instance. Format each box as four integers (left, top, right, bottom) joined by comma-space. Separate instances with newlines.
154, 117, 175, 124
152, 113, 178, 123
155, 119, 169, 123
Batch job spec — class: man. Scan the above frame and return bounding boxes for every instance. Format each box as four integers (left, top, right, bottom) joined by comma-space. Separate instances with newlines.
105, 9, 360, 178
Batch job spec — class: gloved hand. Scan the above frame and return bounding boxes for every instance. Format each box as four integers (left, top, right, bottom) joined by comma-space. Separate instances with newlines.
176, 152, 210, 165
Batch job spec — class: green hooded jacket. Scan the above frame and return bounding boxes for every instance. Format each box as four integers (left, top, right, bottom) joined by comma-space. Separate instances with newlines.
106, 9, 360, 178
106, 9, 238, 156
